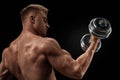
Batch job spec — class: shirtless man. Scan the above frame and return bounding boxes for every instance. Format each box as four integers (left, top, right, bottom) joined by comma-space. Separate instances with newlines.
0, 4, 100, 80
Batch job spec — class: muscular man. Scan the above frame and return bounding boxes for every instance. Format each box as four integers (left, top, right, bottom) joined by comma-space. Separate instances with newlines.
0, 4, 100, 80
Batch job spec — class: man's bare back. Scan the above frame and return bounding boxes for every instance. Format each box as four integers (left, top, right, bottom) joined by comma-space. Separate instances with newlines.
2, 32, 57, 80
0, 4, 100, 80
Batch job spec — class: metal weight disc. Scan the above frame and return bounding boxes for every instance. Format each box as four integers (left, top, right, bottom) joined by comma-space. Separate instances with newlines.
88, 17, 112, 39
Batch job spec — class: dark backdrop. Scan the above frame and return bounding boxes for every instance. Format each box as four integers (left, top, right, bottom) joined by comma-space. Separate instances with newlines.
0, 0, 119, 80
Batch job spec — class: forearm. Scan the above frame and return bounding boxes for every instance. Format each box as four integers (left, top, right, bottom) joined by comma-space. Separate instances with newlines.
76, 39, 100, 77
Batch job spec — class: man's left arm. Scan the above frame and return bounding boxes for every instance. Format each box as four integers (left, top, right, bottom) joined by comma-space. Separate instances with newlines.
0, 48, 14, 80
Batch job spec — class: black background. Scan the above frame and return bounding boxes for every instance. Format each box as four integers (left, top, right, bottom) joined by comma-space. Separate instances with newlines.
0, 0, 119, 80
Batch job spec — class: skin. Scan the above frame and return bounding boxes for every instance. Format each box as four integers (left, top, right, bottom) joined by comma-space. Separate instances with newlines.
0, 5, 100, 80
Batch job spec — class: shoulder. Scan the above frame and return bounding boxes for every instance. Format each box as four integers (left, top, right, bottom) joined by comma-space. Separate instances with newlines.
2, 39, 18, 59
39, 37, 61, 53
2, 48, 9, 56
1, 48, 9, 63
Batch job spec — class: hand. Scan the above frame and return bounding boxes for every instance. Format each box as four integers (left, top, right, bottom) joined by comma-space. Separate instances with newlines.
90, 34, 100, 43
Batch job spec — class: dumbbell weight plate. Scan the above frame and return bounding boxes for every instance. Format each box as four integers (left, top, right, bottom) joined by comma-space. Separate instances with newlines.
88, 17, 112, 39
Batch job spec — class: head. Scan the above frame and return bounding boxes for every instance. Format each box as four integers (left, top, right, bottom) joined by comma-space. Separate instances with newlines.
20, 4, 50, 36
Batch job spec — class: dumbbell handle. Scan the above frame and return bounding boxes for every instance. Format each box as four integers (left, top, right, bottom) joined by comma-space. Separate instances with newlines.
80, 34, 102, 52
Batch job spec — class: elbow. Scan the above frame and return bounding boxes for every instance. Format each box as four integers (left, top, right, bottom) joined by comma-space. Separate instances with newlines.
62, 65, 84, 79
72, 68, 84, 79
69, 65, 84, 79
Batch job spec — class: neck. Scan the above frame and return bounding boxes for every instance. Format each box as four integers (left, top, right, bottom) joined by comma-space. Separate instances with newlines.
22, 23, 37, 35
22, 23, 45, 37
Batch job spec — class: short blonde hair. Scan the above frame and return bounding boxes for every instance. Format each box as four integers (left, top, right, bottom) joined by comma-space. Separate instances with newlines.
20, 4, 48, 23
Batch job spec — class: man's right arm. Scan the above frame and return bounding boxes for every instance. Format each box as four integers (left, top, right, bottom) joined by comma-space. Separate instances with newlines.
44, 36, 100, 79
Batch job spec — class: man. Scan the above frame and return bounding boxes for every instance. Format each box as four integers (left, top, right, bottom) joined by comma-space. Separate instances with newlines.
0, 4, 100, 80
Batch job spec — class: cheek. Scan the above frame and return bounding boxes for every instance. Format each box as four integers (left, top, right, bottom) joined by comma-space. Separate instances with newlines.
38, 20, 44, 28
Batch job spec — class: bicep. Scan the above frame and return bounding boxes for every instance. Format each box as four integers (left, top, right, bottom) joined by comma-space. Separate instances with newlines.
47, 49, 81, 79
46, 39, 78, 78
47, 49, 73, 68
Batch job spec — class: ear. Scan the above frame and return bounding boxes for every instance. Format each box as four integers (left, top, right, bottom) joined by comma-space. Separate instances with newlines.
30, 16, 35, 24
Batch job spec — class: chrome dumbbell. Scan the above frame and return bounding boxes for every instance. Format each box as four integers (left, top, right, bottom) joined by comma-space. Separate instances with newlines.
80, 17, 112, 52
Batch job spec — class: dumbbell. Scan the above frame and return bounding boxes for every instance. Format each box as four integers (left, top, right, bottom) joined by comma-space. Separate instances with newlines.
80, 17, 112, 52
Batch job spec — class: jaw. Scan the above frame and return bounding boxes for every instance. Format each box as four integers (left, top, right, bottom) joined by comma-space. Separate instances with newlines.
37, 30, 46, 37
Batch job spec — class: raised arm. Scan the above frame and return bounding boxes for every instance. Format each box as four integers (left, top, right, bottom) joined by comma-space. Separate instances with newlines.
45, 35, 100, 79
